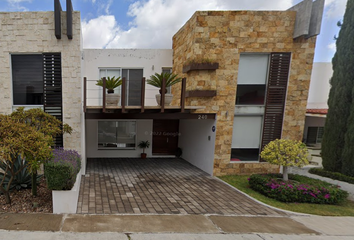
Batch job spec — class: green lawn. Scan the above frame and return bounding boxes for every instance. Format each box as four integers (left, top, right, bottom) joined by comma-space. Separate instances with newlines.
219, 175, 354, 216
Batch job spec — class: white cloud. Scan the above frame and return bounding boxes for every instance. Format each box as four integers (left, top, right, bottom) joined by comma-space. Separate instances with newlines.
327, 43, 336, 51
6, 0, 31, 11
6, 0, 31, 3
94, 0, 113, 15
82, 15, 120, 48
82, 0, 296, 49
325, 0, 346, 19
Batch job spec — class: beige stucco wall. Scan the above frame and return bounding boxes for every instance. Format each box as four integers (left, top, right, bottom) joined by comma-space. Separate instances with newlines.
0, 11, 82, 154
172, 11, 317, 176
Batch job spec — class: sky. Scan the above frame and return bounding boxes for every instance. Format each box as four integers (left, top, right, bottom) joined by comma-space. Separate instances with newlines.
0, 0, 347, 62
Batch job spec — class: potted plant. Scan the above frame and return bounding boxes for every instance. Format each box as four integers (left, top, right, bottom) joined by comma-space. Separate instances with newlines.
138, 140, 150, 159
96, 76, 122, 106
147, 72, 181, 106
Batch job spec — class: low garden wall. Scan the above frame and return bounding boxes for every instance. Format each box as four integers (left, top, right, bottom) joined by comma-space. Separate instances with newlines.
52, 170, 82, 214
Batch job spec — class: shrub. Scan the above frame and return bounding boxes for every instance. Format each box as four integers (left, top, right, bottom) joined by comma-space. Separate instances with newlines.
248, 174, 348, 204
9, 107, 72, 196
0, 114, 53, 204
309, 168, 354, 184
45, 148, 81, 190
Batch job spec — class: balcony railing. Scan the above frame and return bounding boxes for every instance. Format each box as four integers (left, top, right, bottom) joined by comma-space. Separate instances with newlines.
83, 77, 187, 113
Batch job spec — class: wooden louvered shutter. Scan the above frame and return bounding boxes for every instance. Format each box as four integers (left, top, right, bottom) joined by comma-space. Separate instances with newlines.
43, 53, 63, 147
261, 53, 291, 150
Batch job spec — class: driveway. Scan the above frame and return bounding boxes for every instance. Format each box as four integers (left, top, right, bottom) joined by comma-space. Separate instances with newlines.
77, 158, 287, 215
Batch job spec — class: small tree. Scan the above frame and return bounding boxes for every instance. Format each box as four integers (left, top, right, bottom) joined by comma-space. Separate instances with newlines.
260, 139, 309, 181
10, 107, 72, 196
0, 115, 53, 204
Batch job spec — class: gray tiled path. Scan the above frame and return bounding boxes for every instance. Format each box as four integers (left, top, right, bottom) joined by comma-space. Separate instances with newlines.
77, 158, 288, 216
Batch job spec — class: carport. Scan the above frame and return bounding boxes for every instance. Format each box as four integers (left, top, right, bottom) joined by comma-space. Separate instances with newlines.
77, 158, 286, 216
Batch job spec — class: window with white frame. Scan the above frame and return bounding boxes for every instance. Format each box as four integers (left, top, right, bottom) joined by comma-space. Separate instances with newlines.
236, 54, 269, 105
231, 116, 263, 161
98, 121, 136, 149
99, 68, 143, 106
232, 54, 270, 161
99, 68, 122, 94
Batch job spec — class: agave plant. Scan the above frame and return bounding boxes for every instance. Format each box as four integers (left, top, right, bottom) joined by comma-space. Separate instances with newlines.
147, 72, 181, 93
0, 155, 42, 191
96, 76, 122, 93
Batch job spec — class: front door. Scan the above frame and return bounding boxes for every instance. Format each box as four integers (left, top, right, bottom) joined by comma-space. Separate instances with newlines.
152, 120, 179, 155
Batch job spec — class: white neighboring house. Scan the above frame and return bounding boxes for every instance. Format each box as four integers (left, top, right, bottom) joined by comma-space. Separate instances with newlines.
304, 62, 332, 146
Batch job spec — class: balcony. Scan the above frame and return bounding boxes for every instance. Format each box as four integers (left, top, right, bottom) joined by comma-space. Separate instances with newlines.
83, 77, 208, 117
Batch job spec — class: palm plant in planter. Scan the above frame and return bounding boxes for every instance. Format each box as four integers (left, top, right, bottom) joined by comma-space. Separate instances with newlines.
96, 76, 122, 106
147, 72, 181, 106
138, 140, 150, 159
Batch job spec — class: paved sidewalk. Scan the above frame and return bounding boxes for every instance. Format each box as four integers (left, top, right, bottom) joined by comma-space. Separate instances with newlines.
1, 213, 354, 239
77, 158, 286, 216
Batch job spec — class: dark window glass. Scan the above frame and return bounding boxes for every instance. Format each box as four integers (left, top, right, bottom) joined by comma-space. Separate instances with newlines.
236, 85, 266, 105
12, 55, 43, 105
307, 127, 324, 144
162, 68, 172, 93
122, 69, 143, 106
231, 148, 260, 161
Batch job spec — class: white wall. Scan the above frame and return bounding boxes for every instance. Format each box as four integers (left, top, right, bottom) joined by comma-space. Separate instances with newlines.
303, 116, 326, 141
83, 49, 172, 106
307, 62, 332, 109
86, 119, 153, 158
178, 119, 216, 175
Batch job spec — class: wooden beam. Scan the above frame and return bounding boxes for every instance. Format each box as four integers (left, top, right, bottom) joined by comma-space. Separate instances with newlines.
54, 0, 62, 39
85, 112, 217, 120
102, 77, 106, 113
160, 78, 166, 112
121, 77, 126, 113
66, 0, 73, 39
180, 77, 186, 113
141, 77, 145, 113
83, 77, 87, 113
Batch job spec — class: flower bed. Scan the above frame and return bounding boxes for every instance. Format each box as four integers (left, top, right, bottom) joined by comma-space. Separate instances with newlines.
248, 174, 348, 204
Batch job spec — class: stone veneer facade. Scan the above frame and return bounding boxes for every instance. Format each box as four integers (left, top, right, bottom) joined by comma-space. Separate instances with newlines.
0, 11, 82, 154
172, 11, 317, 176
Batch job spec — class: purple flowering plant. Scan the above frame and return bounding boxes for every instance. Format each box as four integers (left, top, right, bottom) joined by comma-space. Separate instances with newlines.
248, 174, 348, 204
50, 147, 81, 174
44, 148, 81, 190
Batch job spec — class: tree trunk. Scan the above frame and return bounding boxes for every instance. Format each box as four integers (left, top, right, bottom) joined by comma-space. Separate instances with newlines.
4, 192, 11, 204
283, 166, 289, 181
32, 171, 37, 196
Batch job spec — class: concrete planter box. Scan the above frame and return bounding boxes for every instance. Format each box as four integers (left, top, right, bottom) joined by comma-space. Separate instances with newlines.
52, 170, 82, 214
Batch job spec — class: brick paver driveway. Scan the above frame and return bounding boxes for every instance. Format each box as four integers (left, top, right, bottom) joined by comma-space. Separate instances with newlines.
77, 158, 287, 216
